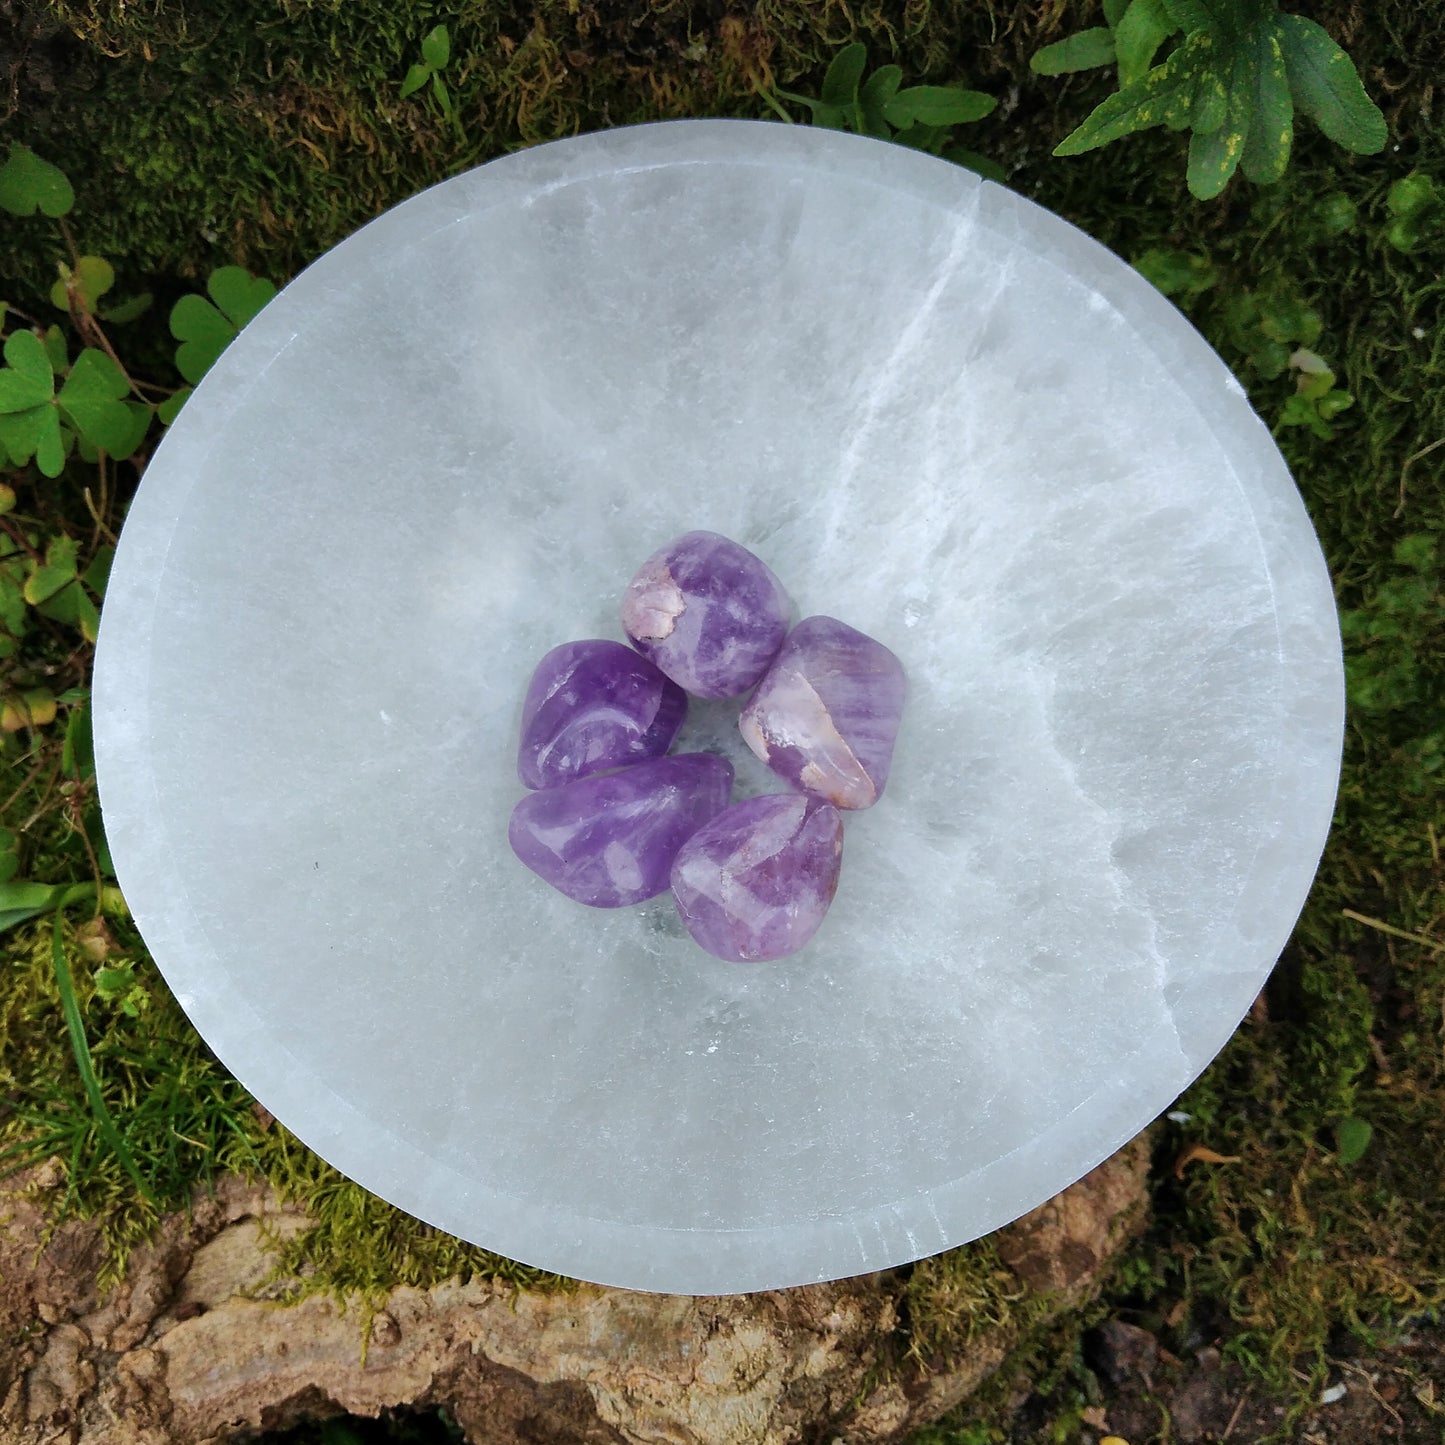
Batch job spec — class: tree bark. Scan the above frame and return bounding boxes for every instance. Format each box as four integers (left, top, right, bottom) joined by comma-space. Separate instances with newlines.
1, 1136, 1150, 1444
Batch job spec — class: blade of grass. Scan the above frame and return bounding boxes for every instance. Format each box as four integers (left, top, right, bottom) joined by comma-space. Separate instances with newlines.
50, 911, 156, 1204
1341, 908, 1445, 953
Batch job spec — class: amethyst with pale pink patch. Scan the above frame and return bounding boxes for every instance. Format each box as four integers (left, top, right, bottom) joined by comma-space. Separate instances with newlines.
621, 531, 791, 699
670, 793, 844, 962
739, 615, 905, 811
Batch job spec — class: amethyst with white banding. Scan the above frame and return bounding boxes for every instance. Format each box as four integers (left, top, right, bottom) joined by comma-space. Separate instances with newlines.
671, 793, 843, 962
509, 753, 733, 908
517, 639, 687, 789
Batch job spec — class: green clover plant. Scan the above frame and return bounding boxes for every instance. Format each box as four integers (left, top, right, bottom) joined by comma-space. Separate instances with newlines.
1, 141, 276, 797
759, 43, 1003, 182
166, 265, 278, 422
1034, 0, 1387, 199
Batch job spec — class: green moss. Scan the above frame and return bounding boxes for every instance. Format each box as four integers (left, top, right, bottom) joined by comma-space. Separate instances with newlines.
899, 1240, 1038, 1376
0, 905, 582, 1314
246, 1126, 583, 1364
3, 912, 248, 1294
905, 1281, 1116, 1445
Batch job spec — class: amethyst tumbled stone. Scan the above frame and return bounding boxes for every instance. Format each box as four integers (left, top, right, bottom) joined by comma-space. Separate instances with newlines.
621, 530, 791, 699
671, 793, 844, 962
517, 639, 687, 790
739, 615, 906, 811
508, 754, 733, 908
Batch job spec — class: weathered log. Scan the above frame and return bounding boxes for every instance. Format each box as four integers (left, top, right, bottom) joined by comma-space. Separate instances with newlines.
1, 1136, 1149, 1444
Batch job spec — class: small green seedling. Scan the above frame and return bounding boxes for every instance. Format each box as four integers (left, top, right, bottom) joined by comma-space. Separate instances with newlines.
400, 25, 464, 143
1134, 250, 1354, 439
762, 43, 1003, 182
1034, 0, 1386, 200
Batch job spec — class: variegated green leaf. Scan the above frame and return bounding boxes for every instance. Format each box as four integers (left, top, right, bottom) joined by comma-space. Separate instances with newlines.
1186, 32, 1253, 199
1240, 23, 1293, 185
1190, 67, 1228, 133
1277, 13, 1386, 154
1159, 0, 1213, 34
1054, 30, 1214, 156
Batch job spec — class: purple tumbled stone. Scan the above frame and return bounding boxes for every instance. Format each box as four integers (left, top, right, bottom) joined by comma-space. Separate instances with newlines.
739, 616, 906, 811
621, 531, 791, 699
517, 639, 687, 790
670, 794, 844, 962
508, 753, 733, 908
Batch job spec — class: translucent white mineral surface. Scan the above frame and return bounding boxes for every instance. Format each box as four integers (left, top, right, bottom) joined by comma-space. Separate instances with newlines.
93, 119, 1344, 1295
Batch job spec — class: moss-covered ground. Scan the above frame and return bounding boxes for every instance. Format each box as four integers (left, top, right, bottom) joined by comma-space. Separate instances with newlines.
3, 2, 1442, 1441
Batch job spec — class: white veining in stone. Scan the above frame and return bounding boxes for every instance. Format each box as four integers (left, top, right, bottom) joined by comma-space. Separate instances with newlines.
92, 119, 1344, 1295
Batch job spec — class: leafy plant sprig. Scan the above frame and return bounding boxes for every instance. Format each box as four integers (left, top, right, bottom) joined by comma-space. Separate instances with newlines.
0, 145, 277, 474
1384, 173, 1443, 254
400, 25, 464, 145
1, 143, 275, 803
1033, 0, 1387, 200
1136, 248, 1354, 439
759, 43, 1004, 182
1338, 534, 1440, 720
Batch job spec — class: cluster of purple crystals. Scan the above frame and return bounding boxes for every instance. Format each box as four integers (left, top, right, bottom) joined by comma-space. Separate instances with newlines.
508, 530, 905, 962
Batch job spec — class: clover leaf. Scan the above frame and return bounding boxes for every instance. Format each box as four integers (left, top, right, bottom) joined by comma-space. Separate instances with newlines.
50, 255, 115, 312
22, 535, 79, 609
0, 332, 150, 473
170, 265, 277, 384
42, 325, 68, 373
157, 386, 192, 426
0, 328, 53, 410
0, 687, 57, 733
56, 349, 135, 455
0, 330, 65, 477
0, 145, 75, 217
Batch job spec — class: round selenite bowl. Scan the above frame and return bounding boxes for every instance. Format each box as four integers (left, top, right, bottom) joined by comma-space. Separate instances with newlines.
93, 118, 1344, 1295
